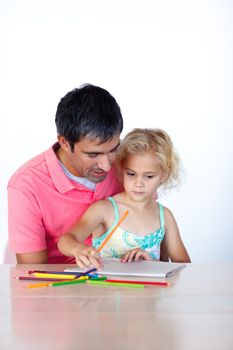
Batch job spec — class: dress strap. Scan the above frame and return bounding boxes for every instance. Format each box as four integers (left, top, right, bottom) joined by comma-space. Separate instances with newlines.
107, 197, 119, 227
158, 202, 165, 229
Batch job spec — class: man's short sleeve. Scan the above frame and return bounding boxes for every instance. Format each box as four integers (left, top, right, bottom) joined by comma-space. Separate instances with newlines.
8, 186, 46, 253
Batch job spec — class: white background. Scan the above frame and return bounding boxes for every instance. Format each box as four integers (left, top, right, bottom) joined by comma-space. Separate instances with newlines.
0, 0, 233, 263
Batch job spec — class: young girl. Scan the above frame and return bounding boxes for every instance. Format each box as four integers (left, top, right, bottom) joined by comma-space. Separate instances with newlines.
58, 128, 190, 268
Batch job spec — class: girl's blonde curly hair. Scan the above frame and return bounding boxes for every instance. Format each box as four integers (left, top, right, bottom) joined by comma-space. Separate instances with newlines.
116, 128, 182, 194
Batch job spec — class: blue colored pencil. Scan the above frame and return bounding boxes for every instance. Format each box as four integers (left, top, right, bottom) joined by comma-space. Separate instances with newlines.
27, 267, 97, 277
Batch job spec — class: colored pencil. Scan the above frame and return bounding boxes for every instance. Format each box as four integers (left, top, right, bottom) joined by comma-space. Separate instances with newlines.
86, 280, 144, 289
74, 267, 97, 275
27, 268, 97, 276
48, 277, 88, 287
16, 276, 71, 282
33, 273, 77, 279
26, 276, 88, 289
106, 279, 171, 286
89, 276, 107, 281
97, 210, 129, 252
27, 282, 51, 288
27, 270, 83, 275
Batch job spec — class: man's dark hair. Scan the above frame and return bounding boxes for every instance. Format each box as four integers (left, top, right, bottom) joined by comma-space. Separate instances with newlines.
55, 84, 123, 151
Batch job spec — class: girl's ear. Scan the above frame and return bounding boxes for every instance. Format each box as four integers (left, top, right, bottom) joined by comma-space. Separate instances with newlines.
161, 169, 169, 184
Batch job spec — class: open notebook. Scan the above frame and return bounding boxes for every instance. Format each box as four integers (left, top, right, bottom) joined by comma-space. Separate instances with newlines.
65, 258, 186, 278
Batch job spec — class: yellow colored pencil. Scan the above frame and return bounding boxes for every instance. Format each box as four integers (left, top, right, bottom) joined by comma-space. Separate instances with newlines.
97, 210, 129, 252
33, 273, 77, 279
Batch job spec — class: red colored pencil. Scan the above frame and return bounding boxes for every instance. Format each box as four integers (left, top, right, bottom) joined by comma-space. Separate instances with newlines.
106, 279, 171, 286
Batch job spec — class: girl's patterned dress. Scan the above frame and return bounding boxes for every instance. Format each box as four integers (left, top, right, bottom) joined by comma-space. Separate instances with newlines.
92, 197, 165, 260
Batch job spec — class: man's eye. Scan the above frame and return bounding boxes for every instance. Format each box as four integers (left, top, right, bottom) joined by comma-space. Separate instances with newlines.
88, 154, 98, 158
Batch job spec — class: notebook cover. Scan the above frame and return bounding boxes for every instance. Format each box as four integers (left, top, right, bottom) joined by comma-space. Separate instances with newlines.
65, 259, 186, 278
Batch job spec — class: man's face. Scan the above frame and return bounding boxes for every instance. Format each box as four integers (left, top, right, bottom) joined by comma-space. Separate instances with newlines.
58, 134, 121, 183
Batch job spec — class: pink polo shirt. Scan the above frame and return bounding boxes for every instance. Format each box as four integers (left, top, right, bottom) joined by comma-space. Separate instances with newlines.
8, 143, 123, 263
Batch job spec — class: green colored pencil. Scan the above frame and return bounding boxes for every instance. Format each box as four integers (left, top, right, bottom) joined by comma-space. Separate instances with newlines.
86, 280, 144, 289
90, 276, 107, 281
49, 278, 87, 287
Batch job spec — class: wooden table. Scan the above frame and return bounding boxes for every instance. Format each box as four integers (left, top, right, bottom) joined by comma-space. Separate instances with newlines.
0, 263, 232, 350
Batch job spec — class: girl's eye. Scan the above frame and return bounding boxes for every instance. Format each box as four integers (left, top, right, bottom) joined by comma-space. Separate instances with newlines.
146, 175, 154, 179
127, 172, 135, 177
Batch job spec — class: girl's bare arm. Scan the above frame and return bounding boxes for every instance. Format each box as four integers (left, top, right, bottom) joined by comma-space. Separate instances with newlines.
57, 200, 109, 268
163, 207, 191, 263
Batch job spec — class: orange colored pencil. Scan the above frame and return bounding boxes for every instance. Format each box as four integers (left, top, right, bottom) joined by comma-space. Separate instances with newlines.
97, 210, 129, 252
26, 282, 51, 289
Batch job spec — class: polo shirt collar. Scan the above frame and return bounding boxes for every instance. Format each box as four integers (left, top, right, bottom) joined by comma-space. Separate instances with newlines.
45, 143, 77, 194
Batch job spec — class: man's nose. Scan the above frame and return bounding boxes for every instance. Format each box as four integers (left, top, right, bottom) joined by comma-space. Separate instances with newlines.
97, 154, 114, 172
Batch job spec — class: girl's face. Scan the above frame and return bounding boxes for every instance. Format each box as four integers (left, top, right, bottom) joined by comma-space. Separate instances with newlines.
122, 152, 167, 202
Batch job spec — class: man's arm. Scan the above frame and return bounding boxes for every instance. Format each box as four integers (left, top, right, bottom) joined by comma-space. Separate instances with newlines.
8, 187, 47, 264
16, 250, 48, 264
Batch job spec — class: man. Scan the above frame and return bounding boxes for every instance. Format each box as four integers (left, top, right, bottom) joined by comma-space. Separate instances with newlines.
8, 84, 123, 264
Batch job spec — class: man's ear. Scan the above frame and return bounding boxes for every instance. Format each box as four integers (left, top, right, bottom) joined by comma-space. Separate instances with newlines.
57, 135, 70, 152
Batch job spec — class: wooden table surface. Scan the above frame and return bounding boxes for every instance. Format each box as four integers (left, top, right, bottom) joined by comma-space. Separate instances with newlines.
0, 262, 232, 350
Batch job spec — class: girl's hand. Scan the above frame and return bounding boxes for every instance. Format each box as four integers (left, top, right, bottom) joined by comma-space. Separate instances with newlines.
121, 248, 152, 263
74, 246, 103, 269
